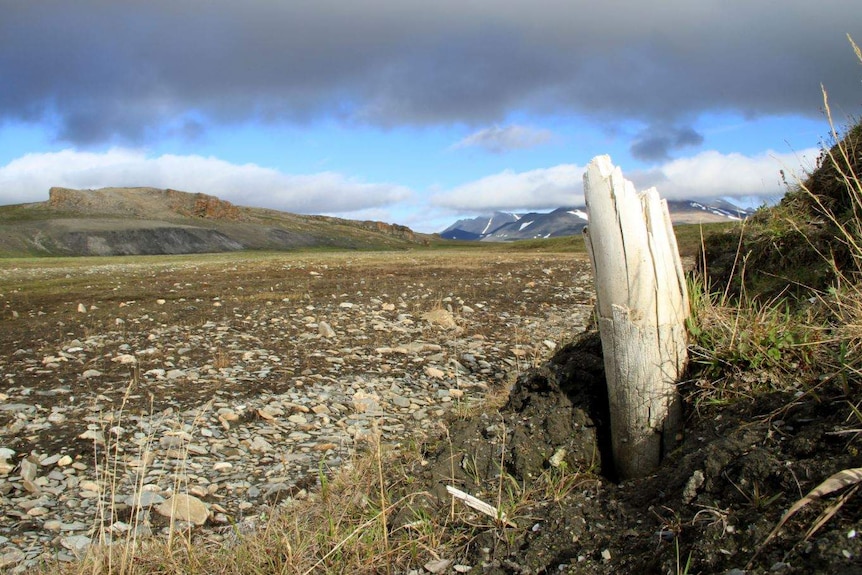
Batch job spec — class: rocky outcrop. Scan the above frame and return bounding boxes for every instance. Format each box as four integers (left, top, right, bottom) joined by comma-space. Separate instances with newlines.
359, 220, 418, 243
170, 190, 242, 220
48, 187, 243, 221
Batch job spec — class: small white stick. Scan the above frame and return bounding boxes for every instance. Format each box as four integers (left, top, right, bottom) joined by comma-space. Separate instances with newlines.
445, 485, 517, 528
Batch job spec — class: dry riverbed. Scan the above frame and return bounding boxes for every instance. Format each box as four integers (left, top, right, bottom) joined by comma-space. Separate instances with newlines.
0, 250, 593, 571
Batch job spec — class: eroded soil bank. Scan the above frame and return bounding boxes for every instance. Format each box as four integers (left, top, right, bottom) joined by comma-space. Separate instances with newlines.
408, 333, 862, 574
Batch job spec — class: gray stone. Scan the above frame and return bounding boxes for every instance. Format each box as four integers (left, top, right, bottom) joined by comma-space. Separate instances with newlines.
60, 535, 92, 554
20, 457, 38, 482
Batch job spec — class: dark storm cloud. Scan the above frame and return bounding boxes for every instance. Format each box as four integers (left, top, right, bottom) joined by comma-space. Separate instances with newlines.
2, 0, 860, 144
630, 125, 705, 162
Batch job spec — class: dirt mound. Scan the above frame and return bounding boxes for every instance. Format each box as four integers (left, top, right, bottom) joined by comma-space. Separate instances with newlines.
410, 333, 862, 574
702, 122, 862, 299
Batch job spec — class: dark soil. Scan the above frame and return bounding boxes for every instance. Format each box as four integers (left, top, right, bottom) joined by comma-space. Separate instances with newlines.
410, 334, 862, 575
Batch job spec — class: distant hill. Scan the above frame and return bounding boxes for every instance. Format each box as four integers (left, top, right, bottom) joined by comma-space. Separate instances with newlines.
440, 199, 753, 241
0, 187, 429, 257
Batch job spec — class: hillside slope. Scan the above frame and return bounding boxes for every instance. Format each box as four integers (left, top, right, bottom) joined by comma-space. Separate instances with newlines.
0, 187, 428, 256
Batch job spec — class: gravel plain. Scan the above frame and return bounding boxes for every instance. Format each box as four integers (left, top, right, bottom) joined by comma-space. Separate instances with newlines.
0, 250, 594, 571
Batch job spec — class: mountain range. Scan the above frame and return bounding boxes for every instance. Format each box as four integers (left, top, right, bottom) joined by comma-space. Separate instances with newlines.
440, 199, 753, 242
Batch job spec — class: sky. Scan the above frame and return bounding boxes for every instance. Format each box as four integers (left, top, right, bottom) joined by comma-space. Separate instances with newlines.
1, 1, 860, 233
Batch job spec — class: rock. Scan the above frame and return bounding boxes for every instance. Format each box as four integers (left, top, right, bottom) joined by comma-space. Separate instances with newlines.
425, 558, 453, 574
549, 447, 567, 468
156, 493, 209, 525
601, 549, 612, 562
0, 550, 25, 568
424, 366, 445, 379
77, 429, 106, 445
421, 308, 458, 329
60, 535, 92, 554
81, 369, 102, 378
352, 390, 380, 413
218, 408, 239, 421
0, 448, 15, 475
127, 491, 165, 508
392, 395, 411, 408
39, 454, 62, 466
683, 470, 705, 503
20, 457, 38, 482
318, 321, 337, 338
78, 480, 102, 493
48, 411, 67, 424
112, 354, 137, 365
249, 436, 274, 453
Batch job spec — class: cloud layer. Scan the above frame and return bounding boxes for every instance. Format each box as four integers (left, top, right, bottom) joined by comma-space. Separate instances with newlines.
2, 1, 859, 147
432, 148, 819, 213
0, 149, 412, 214
0, 147, 819, 227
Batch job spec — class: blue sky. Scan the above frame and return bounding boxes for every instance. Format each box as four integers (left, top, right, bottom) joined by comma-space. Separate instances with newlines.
1, 1, 859, 232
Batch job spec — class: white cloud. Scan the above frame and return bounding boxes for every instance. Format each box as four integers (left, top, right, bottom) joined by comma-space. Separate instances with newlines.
432, 164, 584, 212
0, 148, 413, 214
452, 124, 556, 153
432, 149, 820, 214
630, 148, 820, 199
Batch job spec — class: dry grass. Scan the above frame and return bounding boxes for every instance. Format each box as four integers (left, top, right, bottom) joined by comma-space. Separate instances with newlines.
690, 36, 862, 405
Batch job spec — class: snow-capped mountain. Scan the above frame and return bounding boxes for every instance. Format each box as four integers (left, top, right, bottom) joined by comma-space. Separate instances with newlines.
438, 211, 520, 240
479, 207, 589, 242
439, 199, 753, 241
